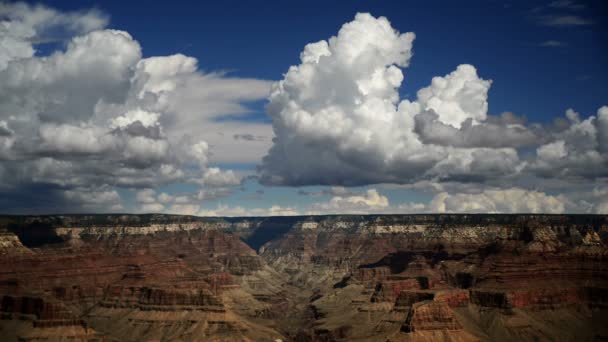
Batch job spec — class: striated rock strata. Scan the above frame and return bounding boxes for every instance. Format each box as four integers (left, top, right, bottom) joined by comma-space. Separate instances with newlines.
0, 214, 607, 341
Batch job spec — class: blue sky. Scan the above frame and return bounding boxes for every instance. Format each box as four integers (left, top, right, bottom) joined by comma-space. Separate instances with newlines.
42, 0, 607, 121
0, 0, 607, 215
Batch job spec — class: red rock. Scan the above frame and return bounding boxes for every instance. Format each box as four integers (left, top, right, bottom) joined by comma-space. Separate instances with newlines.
401, 301, 463, 332
433, 289, 470, 307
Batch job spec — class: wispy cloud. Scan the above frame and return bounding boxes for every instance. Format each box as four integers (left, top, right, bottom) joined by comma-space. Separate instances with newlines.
531, 1, 591, 28
540, 40, 567, 47
538, 15, 592, 27
548, 0, 585, 10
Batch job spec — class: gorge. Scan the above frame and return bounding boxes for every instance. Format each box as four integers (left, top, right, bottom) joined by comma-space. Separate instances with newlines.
0, 214, 607, 341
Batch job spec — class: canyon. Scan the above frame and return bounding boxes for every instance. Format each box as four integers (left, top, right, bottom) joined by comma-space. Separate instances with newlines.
0, 214, 607, 341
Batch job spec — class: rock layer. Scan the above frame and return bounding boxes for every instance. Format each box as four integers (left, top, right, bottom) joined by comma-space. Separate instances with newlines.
0, 214, 607, 341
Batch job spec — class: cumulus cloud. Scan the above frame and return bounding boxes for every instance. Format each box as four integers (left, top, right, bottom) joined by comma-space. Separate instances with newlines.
597, 106, 608, 154
303, 187, 588, 215
596, 201, 608, 214
428, 188, 567, 214
0, 2, 108, 69
0, 2, 272, 213
303, 187, 584, 215
200, 167, 242, 187
127, 53, 274, 164
537, 140, 567, 161
63, 187, 123, 212
528, 107, 608, 179
1, 6, 606, 215
199, 204, 299, 217
259, 12, 606, 199
301, 187, 425, 215
305, 187, 584, 215
139, 202, 165, 213
0, 121, 13, 136
135, 189, 157, 204
308, 189, 389, 214
133, 187, 236, 214
414, 110, 538, 148
260, 13, 529, 186
416, 64, 491, 128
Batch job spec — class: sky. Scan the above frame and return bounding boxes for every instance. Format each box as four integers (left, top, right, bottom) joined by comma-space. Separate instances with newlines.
0, 0, 607, 215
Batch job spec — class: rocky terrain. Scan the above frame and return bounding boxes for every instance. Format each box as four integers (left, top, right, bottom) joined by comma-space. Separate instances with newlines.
0, 214, 607, 341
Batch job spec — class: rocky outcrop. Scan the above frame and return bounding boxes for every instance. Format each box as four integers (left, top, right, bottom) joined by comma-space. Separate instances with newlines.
100, 285, 225, 311
0, 231, 31, 255
1, 295, 76, 322
433, 289, 470, 307
401, 301, 463, 332
470, 286, 608, 310
394, 291, 435, 309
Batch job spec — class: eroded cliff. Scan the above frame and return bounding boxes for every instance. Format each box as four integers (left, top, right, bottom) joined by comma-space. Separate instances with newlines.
0, 214, 606, 341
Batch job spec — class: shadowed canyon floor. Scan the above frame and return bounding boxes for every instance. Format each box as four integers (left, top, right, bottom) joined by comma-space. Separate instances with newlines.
0, 214, 607, 341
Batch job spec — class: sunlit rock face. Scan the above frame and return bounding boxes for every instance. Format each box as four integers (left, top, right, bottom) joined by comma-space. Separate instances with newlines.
0, 214, 607, 341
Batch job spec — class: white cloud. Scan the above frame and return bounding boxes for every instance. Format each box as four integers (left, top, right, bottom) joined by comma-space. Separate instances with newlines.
429, 188, 566, 214
135, 189, 157, 204
201, 167, 241, 187
64, 187, 122, 211
595, 201, 608, 214
417, 64, 491, 128
1, 29, 142, 125
597, 106, 608, 154
133, 187, 236, 215
268, 205, 299, 216
199, 204, 298, 217
259, 13, 526, 186
38, 124, 112, 155
198, 204, 248, 217
309, 189, 389, 214
1, 6, 606, 215
140, 202, 165, 213
110, 108, 161, 130
304, 187, 569, 215
537, 140, 567, 161
0, 3, 271, 212
528, 107, 608, 179
0, 121, 13, 136
168, 204, 201, 216
0, 2, 108, 69
260, 12, 606, 191
127, 53, 274, 164
129, 185, 608, 216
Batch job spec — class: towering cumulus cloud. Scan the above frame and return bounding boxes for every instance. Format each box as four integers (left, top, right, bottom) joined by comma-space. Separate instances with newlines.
260, 13, 607, 198
260, 13, 523, 186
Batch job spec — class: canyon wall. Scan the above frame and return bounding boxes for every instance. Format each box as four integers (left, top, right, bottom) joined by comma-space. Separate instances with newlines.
0, 214, 606, 341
